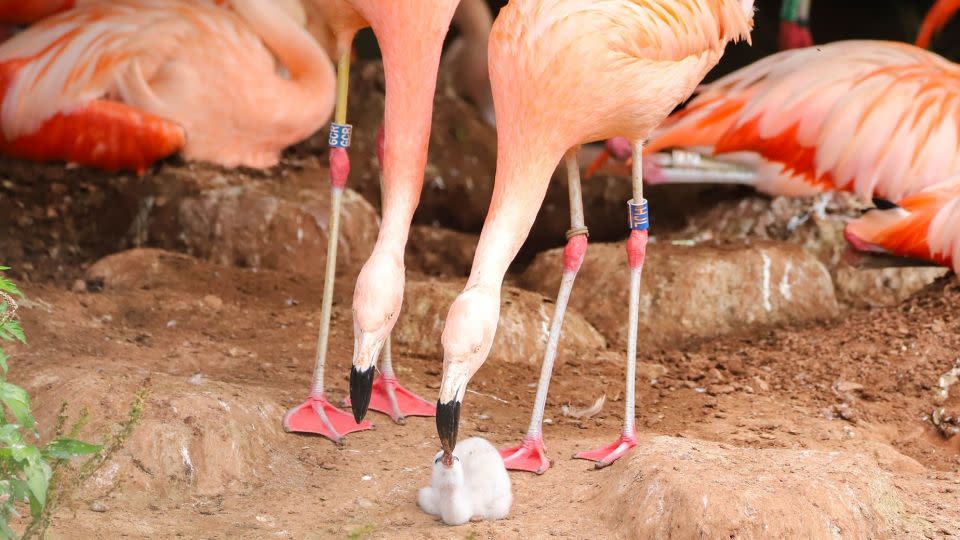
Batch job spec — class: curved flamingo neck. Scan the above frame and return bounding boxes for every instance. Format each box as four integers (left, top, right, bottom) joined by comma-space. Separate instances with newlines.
917, 0, 960, 49
229, 0, 334, 93
352, 1, 460, 255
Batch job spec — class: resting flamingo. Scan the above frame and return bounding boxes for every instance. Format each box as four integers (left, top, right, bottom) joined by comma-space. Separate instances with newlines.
589, 0, 960, 183
0, 0, 334, 172
846, 176, 960, 275
585, 40, 960, 206
435, 0, 756, 473
283, 0, 464, 444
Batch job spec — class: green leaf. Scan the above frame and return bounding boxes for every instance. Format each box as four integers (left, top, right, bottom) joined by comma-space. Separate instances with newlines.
0, 348, 6, 376
9, 444, 41, 467
43, 439, 102, 460
0, 518, 15, 540
0, 267, 22, 298
0, 320, 24, 344
0, 382, 34, 430
24, 459, 51, 517
0, 424, 23, 447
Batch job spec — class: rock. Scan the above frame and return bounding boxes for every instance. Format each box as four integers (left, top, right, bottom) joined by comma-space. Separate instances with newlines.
678, 192, 949, 307
201, 295, 223, 311
25, 367, 297, 497
89, 501, 108, 513
174, 184, 378, 276
520, 240, 838, 349
391, 279, 605, 366
405, 225, 478, 277
86, 249, 200, 290
593, 436, 920, 539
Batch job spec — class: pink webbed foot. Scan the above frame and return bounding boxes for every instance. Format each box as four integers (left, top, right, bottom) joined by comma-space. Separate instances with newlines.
499, 435, 551, 474
343, 374, 435, 424
573, 432, 637, 469
282, 394, 372, 444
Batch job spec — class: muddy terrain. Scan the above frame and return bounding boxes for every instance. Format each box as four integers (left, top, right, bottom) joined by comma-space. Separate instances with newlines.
2, 60, 959, 539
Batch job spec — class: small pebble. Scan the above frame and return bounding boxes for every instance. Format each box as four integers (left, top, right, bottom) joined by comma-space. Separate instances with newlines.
202, 295, 224, 310
90, 501, 108, 513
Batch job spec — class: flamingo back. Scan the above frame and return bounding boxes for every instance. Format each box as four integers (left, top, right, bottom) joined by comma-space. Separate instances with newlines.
489, 0, 754, 159
647, 40, 960, 202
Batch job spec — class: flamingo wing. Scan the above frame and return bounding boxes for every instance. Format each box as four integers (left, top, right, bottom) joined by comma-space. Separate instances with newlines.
0, 1, 226, 172
647, 40, 960, 201
845, 176, 960, 273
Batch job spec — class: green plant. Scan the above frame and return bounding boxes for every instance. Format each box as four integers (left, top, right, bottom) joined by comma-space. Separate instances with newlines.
0, 267, 101, 539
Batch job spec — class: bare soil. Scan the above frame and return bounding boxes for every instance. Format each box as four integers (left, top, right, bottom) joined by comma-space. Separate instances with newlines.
1, 60, 959, 539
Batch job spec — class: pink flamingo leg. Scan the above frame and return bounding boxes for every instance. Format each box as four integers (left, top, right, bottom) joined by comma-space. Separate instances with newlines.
574, 141, 647, 468
500, 151, 587, 474
284, 54, 372, 442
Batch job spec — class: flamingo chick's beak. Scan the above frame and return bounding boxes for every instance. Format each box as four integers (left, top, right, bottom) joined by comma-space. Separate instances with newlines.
349, 330, 384, 423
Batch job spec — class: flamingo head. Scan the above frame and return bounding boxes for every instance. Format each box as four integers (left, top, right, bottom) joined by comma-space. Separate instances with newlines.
436, 285, 500, 454
349, 250, 405, 422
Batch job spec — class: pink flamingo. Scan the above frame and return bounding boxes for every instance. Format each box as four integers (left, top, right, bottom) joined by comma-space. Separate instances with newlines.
846, 176, 960, 274
283, 0, 463, 444
613, 40, 960, 204
435, 0, 756, 473
588, 0, 960, 183
0, 0, 334, 172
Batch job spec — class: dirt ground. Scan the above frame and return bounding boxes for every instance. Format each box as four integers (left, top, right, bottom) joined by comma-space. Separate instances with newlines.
2, 62, 960, 539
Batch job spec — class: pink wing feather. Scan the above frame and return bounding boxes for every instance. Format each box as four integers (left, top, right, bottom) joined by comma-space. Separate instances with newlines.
647, 40, 960, 202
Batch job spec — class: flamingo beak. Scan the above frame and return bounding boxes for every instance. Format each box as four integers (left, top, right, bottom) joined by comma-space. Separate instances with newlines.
349, 365, 375, 423
436, 398, 461, 457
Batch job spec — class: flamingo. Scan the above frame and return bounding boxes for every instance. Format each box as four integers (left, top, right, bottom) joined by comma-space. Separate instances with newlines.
588, 0, 960, 183
282, 0, 463, 444
0, 0, 334, 172
599, 41, 960, 204
435, 0, 756, 473
845, 176, 960, 275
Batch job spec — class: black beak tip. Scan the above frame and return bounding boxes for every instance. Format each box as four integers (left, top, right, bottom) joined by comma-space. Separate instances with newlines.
436, 399, 461, 454
349, 366, 375, 423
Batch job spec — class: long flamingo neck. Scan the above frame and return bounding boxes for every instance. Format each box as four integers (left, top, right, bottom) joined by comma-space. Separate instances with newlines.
363, 2, 459, 255
229, 0, 333, 91
466, 147, 563, 290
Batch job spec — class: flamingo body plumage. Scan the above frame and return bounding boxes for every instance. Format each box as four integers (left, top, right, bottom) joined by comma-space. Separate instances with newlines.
846, 177, 960, 274
0, 0, 335, 173
644, 40, 960, 202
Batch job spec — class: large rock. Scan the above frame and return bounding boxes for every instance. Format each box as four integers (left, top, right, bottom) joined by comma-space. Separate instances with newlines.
392, 279, 605, 366
25, 367, 296, 498
592, 436, 927, 539
520, 240, 838, 349
144, 163, 380, 276
175, 184, 377, 276
678, 192, 949, 307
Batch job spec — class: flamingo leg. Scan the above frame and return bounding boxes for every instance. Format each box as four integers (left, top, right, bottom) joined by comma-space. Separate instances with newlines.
283, 52, 372, 443
574, 141, 648, 468
500, 149, 588, 475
